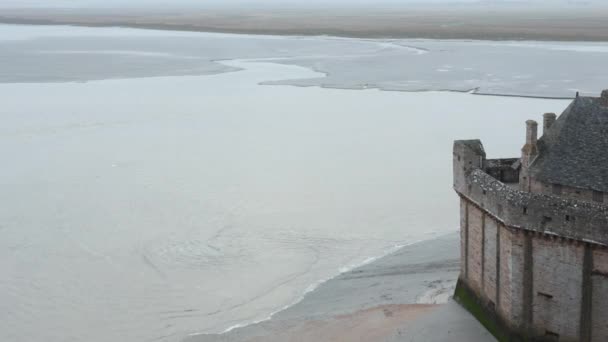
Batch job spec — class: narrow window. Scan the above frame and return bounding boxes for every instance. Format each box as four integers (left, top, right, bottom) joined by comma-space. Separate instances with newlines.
565, 215, 570, 222
593, 190, 604, 203
545, 330, 559, 341
552, 184, 562, 195
523, 206, 528, 215
592, 270, 608, 278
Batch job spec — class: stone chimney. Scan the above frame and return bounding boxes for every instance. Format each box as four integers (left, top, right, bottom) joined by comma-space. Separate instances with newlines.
543, 113, 557, 133
524, 120, 538, 150
520, 120, 538, 192
601, 89, 608, 106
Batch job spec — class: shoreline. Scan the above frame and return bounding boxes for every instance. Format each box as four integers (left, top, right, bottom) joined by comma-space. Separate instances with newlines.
2, 7, 608, 42
214, 235, 437, 335
226, 60, 577, 101
3, 20, 608, 43
0, 47, 578, 101
0, 23, 600, 99
184, 232, 495, 342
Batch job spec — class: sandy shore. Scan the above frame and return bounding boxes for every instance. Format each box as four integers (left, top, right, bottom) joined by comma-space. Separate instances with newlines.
185, 233, 495, 342
2, 6, 608, 41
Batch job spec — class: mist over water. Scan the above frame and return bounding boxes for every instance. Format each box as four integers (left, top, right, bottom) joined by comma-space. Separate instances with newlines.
1, 0, 604, 9
2, 24, 608, 97
0, 24, 573, 342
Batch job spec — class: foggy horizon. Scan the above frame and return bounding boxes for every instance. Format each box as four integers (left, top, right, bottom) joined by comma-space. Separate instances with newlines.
1, 0, 607, 10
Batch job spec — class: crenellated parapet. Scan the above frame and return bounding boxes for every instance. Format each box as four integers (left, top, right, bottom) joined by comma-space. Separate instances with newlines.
463, 168, 608, 245
454, 140, 608, 246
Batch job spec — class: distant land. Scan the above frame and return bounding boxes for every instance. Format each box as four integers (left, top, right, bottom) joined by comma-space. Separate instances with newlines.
3, 4, 608, 41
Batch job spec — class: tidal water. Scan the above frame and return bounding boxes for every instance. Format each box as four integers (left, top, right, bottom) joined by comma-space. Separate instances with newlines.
0, 24, 575, 342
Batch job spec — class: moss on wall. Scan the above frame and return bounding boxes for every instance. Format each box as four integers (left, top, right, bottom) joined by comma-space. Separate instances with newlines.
453, 279, 516, 342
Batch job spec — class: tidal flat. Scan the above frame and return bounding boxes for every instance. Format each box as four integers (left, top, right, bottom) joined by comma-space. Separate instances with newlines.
2, 24, 608, 98
0, 24, 581, 342
187, 233, 495, 342
3, 5, 608, 41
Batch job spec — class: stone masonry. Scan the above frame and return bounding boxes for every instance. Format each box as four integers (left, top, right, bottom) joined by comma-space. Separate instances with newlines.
453, 90, 608, 341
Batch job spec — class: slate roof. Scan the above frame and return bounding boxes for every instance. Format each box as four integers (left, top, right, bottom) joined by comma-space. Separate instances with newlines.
531, 94, 608, 193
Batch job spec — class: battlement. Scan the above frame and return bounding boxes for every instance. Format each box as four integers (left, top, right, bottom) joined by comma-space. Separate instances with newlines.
454, 140, 608, 246
463, 168, 608, 245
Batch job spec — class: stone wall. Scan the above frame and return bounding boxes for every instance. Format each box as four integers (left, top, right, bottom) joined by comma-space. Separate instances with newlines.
508, 230, 527, 331
459, 201, 525, 333
531, 179, 606, 205
461, 200, 468, 278
485, 158, 520, 184
459, 196, 606, 341
592, 249, 608, 340
483, 216, 498, 305
531, 236, 584, 340
467, 203, 484, 293
454, 140, 608, 341
453, 140, 608, 246
497, 225, 513, 327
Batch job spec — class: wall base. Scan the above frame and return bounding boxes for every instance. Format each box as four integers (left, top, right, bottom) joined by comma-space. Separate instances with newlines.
454, 278, 525, 342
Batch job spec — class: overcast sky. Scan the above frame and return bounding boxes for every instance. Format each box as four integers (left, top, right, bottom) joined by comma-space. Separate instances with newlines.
0, 0, 602, 9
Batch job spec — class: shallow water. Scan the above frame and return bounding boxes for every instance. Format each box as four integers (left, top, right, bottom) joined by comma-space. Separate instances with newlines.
2, 24, 608, 97
0, 25, 572, 342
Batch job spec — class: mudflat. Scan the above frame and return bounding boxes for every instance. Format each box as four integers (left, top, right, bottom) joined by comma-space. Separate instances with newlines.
185, 233, 495, 342
3, 5, 608, 41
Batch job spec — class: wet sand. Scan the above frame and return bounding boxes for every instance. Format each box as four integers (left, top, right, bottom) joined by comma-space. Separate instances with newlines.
3, 6, 608, 41
185, 233, 495, 342
192, 304, 439, 342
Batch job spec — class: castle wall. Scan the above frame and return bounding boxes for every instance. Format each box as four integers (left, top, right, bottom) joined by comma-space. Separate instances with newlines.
467, 203, 484, 293
464, 203, 502, 305
483, 216, 498, 305
508, 230, 527, 330
531, 179, 606, 205
454, 142, 608, 247
497, 225, 514, 326
592, 249, 608, 341
460, 198, 523, 331
462, 169, 608, 246
531, 237, 584, 340
460, 198, 594, 341
454, 140, 608, 341
461, 200, 468, 278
